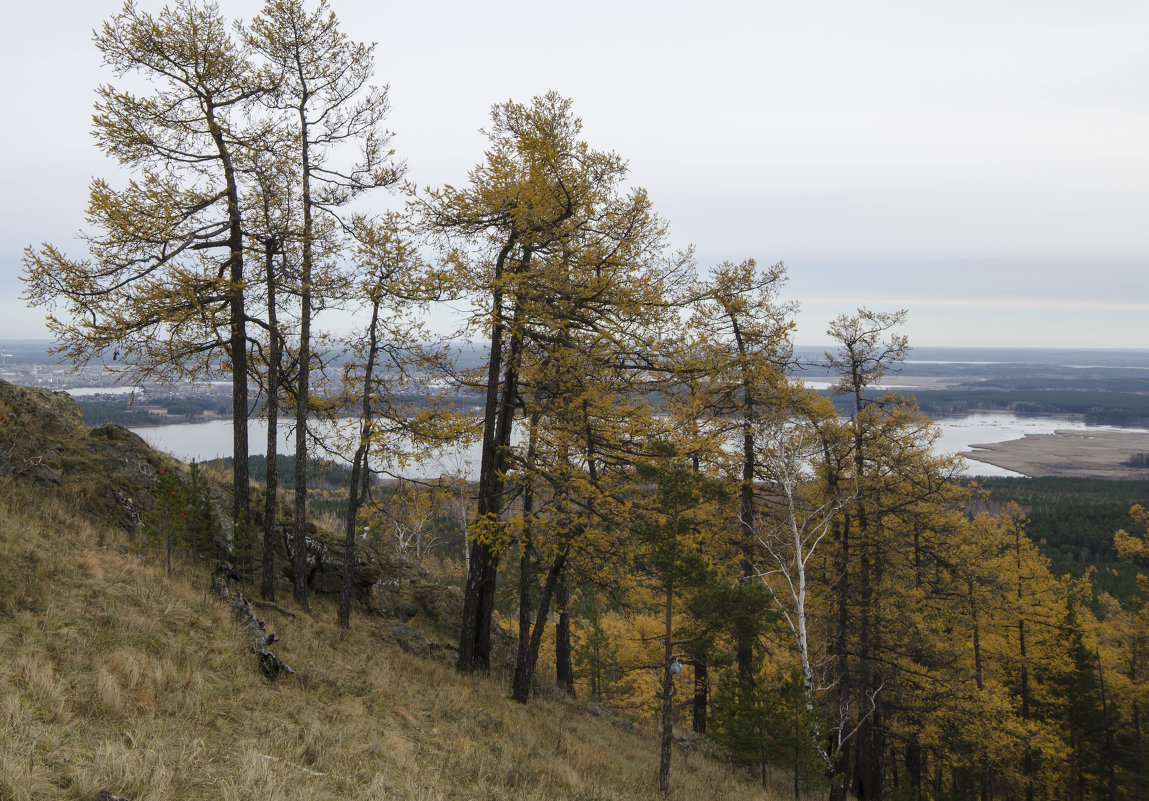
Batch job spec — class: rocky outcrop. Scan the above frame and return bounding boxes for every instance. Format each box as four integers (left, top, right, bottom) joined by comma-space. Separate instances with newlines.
0, 379, 466, 646
0, 380, 164, 528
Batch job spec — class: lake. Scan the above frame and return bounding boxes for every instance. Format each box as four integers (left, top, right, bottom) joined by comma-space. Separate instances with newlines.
126, 412, 1149, 480
68, 385, 145, 397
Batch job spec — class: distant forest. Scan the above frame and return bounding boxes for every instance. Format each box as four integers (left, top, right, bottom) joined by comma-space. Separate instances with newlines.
823, 388, 1149, 426
966, 476, 1148, 601
77, 395, 231, 426
203, 454, 356, 491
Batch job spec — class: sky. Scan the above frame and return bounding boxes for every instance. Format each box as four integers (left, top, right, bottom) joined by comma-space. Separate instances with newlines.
1, 0, 1146, 350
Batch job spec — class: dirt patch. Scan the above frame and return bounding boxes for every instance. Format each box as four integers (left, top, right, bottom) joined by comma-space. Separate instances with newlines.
964, 429, 1149, 479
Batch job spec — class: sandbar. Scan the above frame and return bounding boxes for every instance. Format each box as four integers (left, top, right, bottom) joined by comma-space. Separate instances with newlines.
964, 429, 1149, 480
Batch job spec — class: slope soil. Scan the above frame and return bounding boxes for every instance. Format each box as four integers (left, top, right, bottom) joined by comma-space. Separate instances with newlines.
0, 380, 795, 800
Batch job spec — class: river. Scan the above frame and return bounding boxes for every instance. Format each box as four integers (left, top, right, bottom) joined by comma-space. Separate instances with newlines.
124, 412, 1149, 480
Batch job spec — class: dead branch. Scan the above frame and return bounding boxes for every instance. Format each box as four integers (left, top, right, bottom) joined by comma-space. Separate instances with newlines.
213, 561, 296, 679
253, 600, 297, 617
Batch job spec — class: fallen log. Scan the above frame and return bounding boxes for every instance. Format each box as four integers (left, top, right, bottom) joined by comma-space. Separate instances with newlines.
253, 600, 296, 617
213, 561, 295, 679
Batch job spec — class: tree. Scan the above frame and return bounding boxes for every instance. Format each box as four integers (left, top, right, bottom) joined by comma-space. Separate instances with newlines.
248, 0, 405, 606
335, 214, 453, 629
244, 123, 298, 600
23, 0, 268, 530
710, 666, 826, 796
419, 91, 668, 673
679, 259, 795, 679
1115, 504, 1149, 568
750, 395, 845, 775
634, 439, 727, 795
507, 277, 671, 702
1096, 592, 1149, 797
822, 308, 909, 801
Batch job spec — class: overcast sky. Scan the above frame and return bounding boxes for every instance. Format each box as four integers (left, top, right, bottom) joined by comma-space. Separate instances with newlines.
2, 0, 1146, 349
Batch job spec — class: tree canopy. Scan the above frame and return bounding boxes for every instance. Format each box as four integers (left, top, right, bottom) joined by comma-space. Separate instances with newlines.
20, 4, 1145, 798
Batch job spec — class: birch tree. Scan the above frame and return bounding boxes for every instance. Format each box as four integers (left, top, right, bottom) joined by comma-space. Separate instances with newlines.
751, 398, 845, 773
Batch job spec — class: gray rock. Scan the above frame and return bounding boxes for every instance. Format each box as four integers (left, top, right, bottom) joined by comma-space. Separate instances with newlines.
387, 621, 432, 657
368, 584, 418, 620
410, 581, 464, 625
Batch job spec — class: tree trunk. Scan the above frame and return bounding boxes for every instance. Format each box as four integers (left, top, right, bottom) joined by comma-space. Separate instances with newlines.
206, 104, 249, 546
830, 511, 852, 801
459, 283, 524, 672
905, 743, 922, 801
736, 424, 756, 681
340, 298, 381, 629
292, 106, 314, 608
213, 561, 293, 679
513, 537, 533, 697
658, 576, 675, 795
692, 657, 708, 734
511, 549, 569, 703
512, 421, 538, 700
512, 411, 537, 694
1097, 655, 1119, 801
339, 445, 365, 629
261, 238, 281, 601
556, 571, 574, 696
459, 248, 510, 672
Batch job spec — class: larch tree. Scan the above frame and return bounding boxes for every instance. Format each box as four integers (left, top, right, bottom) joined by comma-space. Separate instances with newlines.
679, 258, 795, 680
22, 0, 268, 530
1095, 590, 1149, 792
818, 308, 991, 801
247, 0, 405, 606
335, 213, 456, 629
418, 91, 668, 673
820, 307, 909, 801
503, 191, 677, 701
507, 327, 661, 703
245, 125, 299, 600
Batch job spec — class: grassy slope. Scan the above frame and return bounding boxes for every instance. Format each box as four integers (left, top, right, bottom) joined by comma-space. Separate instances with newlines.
0, 483, 794, 801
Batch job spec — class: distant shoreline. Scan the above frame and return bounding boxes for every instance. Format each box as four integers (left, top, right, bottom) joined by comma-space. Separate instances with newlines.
965, 429, 1149, 480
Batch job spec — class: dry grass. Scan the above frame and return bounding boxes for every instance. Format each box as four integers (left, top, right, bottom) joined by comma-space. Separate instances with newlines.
0, 483, 803, 801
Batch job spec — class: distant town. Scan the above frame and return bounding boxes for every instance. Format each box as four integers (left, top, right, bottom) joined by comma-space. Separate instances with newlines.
5, 339, 1149, 430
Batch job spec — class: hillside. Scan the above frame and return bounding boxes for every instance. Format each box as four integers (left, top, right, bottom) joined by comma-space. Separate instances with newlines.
0, 381, 791, 801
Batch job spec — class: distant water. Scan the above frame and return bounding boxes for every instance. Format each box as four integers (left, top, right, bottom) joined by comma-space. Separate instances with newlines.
931, 414, 1149, 477
127, 412, 1149, 480
129, 418, 480, 480
66, 386, 144, 397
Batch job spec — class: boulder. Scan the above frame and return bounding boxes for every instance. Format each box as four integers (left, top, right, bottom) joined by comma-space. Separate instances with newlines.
367, 584, 418, 620
409, 581, 464, 626
386, 621, 433, 657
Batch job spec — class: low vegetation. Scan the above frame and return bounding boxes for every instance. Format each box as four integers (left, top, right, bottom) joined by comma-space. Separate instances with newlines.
0, 480, 805, 801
